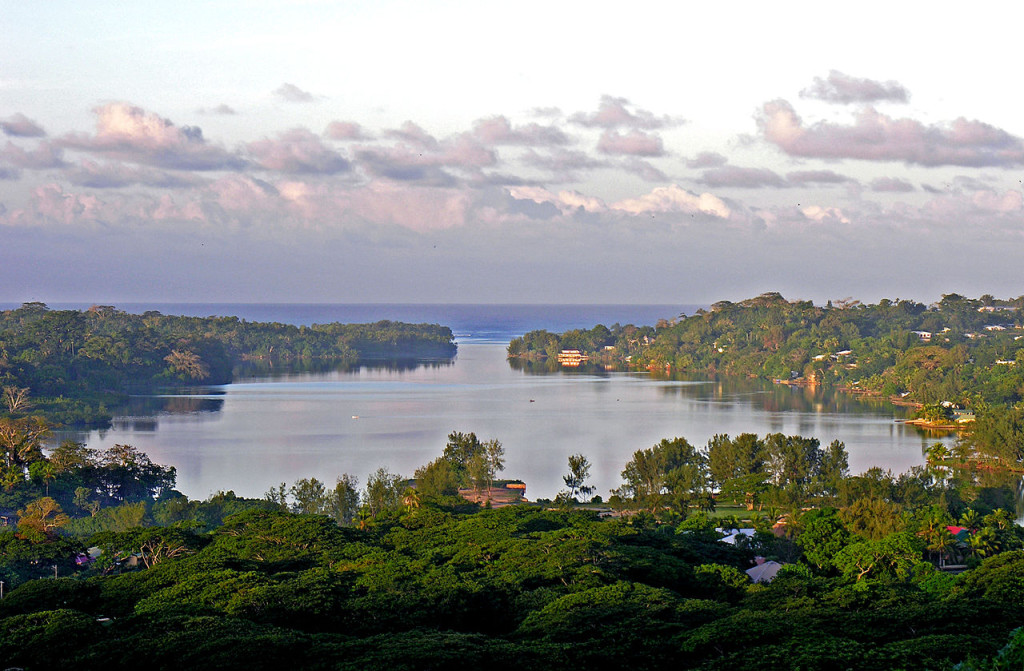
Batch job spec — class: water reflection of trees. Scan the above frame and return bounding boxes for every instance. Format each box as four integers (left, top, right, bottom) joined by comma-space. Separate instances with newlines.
509, 359, 916, 418
507, 358, 617, 377
123, 392, 226, 417
653, 374, 915, 417
233, 357, 455, 378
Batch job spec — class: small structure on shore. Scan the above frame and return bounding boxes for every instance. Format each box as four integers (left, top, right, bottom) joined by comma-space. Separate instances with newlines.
459, 480, 527, 507
557, 350, 588, 367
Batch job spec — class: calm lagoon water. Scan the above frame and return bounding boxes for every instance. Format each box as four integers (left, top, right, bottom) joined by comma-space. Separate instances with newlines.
60, 330, 952, 501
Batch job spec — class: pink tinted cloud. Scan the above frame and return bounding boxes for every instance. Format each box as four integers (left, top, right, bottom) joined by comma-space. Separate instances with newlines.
597, 130, 664, 157
507, 186, 607, 214
1, 113, 46, 137
148, 194, 206, 222
801, 205, 851, 224
800, 71, 909, 104
571, 95, 681, 129
202, 175, 282, 222
611, 185, 731, 219
922, 188, 1023, 221
324, 121, 371, 141
330, 180, 470, 232
759, 100, 1024, 167
247, 128, 351, 175
60, 102, 245, 171
25, 184, 105, 226
471, 116, 568, 146
1, 141, 66, 169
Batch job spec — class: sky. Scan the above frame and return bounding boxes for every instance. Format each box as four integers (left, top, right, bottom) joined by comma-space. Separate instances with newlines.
2, 1, 1023, 306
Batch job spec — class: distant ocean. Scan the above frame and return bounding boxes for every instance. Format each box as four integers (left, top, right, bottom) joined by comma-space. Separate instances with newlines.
2, 303, 705, 344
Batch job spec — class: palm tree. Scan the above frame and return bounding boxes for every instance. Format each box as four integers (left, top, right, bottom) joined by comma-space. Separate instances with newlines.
780, 507, 805, 539
402, 486, 421, 511
959, 509, 981, 533
40, 461, 56, 496
719, 514, 743, 534
983, 509, 1013, 531
748, 512, 771, 534
927, 527, 955, 567
968, 527, 998, 558
925, 443, 949, 466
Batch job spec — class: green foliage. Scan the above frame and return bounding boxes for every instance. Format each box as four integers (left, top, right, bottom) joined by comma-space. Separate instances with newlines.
955, 551, 1024, 607
363, 467, 405, 517
0, 608, 102, 669
1, 499, 1024, 668
64, 500, 149, 535
614, 437, 711, 517
0, 303, 457, 427
508, 293, 1024, 412
957, 627, 1024, 671
963, 404, 1024, 465
414, 457, 460, 498
516, 582, 715, 667
833, 532, 924, 582
796, 508, 852, 571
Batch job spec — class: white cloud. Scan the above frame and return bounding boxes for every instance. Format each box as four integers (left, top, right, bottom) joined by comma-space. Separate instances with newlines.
612, 185, 731, 219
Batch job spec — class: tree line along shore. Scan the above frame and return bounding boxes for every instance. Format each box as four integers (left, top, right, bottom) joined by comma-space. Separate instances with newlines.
508, 292, 1024, 408
0, 302, 457, 427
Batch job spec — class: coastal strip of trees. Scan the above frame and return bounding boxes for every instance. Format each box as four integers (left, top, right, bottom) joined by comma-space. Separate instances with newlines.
508, 292, 1024, 408
0, 303, 457, 427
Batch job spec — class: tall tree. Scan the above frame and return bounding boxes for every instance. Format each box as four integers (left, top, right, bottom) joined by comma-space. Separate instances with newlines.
0, 417, 48, 470
364, 467, 403, 516
562, 453, 594, 502
414, 457, 460, 498
483, 439, 505, 497
96, 444, 176, 502
16, 497, 69, 541
443, 431, 484, 485
290, 477, 328, 515
329, 474, 360, 525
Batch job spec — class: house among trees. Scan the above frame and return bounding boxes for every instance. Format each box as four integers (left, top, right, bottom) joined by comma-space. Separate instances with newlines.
557, 349, 587, 366
458, 480, 527, 507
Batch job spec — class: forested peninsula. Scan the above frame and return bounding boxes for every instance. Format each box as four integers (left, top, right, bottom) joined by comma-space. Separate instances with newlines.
0, 303, 457, 427
509, 292, 1024, 408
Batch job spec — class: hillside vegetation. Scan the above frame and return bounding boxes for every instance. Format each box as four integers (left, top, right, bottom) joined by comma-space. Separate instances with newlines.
510, 292, 1024, 406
